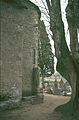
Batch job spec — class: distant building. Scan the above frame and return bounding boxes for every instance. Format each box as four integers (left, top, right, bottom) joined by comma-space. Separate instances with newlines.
43, 72, 72, 95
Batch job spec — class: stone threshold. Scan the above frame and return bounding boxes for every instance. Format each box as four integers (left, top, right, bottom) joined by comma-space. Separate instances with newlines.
22, 93, 44, 104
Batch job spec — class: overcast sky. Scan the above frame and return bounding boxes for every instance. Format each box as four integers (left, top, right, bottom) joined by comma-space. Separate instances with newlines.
30, 0, 70, 51
30, 0, 70, 72
30, 0, 79, 72
30, 0, 79, 46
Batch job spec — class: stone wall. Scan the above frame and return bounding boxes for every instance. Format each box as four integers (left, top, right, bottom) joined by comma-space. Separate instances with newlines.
0, 0, 41, 104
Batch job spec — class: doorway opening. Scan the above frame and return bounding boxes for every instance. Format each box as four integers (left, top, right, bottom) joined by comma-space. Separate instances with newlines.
39, 72, 72, 98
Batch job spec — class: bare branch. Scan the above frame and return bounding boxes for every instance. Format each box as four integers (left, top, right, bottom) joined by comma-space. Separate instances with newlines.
41, 10, 50, 18
42, 17, 50, 23
41, 0, 49, 15
46, 0, 51, 13
34, 0, 49, 16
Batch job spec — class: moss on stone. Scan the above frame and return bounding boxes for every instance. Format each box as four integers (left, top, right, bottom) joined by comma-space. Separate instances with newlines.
0, 95, 10, 101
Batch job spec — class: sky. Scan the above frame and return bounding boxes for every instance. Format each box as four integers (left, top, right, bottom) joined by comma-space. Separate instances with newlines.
30, 0, 79, 43
30, 0, 68, 73
30, 0, 71, 47
30, 0, 79, 72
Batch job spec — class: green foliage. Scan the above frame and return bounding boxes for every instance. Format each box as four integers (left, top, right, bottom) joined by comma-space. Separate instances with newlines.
38, 21, 54, 77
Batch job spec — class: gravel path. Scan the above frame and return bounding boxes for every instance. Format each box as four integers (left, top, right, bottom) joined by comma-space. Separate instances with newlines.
0, 94, 70, 120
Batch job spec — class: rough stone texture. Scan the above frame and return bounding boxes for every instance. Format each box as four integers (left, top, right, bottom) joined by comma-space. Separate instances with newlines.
0, 2, 23, 101
0, 0, 41, 108
0, 99, 21, 111
22, 94, 44, 104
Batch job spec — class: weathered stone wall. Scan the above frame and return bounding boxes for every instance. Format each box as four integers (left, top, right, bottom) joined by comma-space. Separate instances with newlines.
0, 0, 40, 103
0, 2, 23, 101
21, 2, 40, 96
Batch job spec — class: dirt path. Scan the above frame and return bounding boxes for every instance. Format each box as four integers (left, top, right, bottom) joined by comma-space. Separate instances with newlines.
0, 94, 70, 120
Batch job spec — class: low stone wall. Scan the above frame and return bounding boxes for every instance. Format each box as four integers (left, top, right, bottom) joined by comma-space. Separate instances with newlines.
0, 94, 44, 111
0, 99, 21, 111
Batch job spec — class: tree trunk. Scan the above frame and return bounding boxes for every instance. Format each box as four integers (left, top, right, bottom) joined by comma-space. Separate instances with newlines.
66, 0, 79, 109
46, 0, 79, 109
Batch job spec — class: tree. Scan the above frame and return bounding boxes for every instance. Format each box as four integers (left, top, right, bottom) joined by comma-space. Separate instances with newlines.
31, 0, 79, 109
38, 21, 54, 79
45, 0, 79, 109
66, 0, 79, 109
